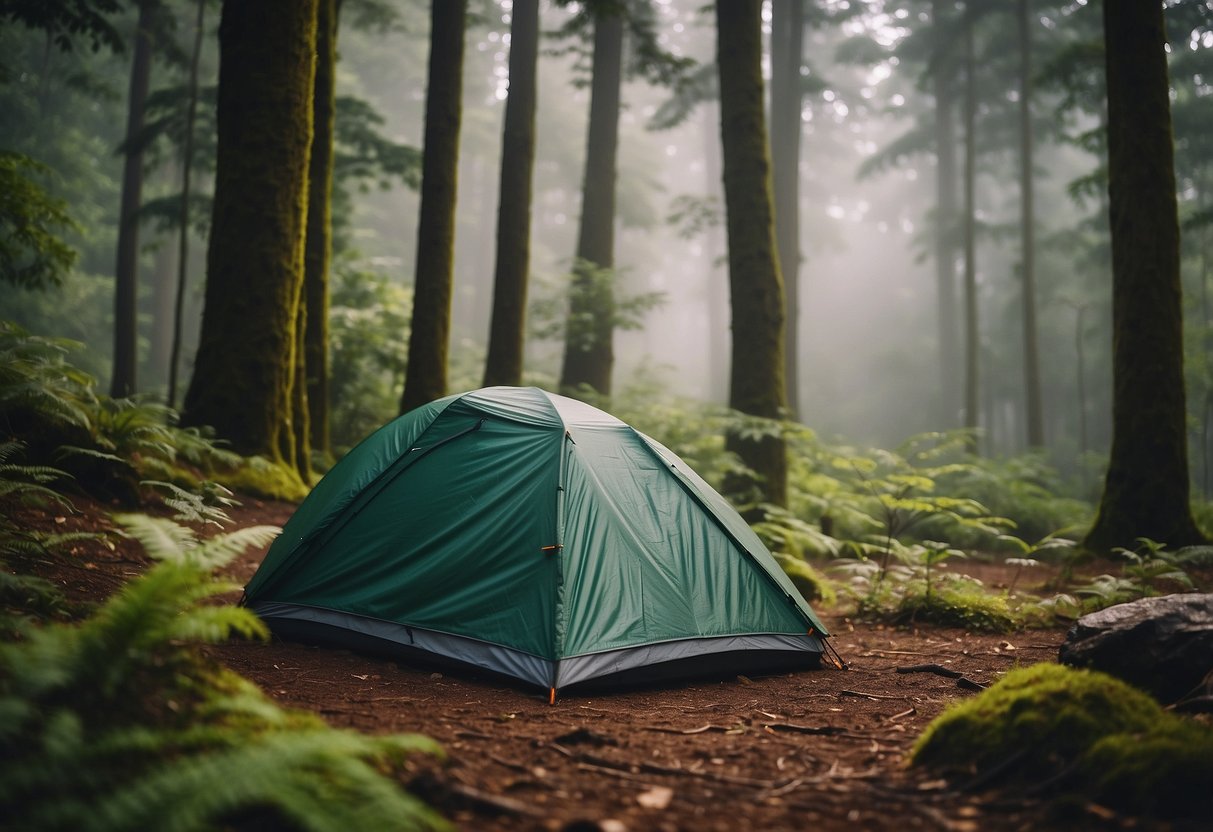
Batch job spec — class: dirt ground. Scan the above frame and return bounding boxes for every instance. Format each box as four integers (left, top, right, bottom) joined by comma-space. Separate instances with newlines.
14, 493, 1155, 832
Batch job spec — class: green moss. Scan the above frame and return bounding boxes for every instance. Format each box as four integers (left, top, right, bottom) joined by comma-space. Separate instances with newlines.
896, 583, 1017, 632
775, 554, 836, 606
1084, 722, 1213, 817
217, 456, 309, 503
911, 664, 1213, 820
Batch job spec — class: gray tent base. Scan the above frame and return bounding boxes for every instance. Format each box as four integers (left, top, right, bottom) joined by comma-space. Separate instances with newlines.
251, 602, 825, 692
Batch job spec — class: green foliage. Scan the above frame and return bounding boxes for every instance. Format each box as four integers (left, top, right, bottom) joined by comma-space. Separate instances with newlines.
218, 455, 311, 503
832, 542, 1017, 632
773, 553, 836, 606
0, 321, 278, 503
1068, 537, 1198, 613
531, 259, 665, 351
0, 440, 82, 632
328, 262, 411, 453
0, 321, 97, 431
911, 664, 1213, 820
935, 453, 1094, 546
113, 513, 280, 573
0, 152, 79, 290
894, 578, 1017, 632
0, 516, 448, 832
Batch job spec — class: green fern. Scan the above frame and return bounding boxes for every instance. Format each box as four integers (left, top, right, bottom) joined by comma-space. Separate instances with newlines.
142, 480, 237, 526
0, 529, 447, 831
113, 513, 280, 572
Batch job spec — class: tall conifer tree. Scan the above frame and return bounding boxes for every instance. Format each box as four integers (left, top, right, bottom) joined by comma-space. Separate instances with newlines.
400, 0, 467, 414
716, 0, 789, 510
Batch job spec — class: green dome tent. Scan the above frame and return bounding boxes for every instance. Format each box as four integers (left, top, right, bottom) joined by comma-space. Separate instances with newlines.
244, 387, 828, 695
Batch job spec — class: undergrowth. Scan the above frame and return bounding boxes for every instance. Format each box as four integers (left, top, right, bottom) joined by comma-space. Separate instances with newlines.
0, 514, 447, 831
0, 321, 305, 502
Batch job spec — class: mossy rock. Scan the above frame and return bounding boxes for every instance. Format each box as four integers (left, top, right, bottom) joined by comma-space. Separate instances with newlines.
911, 663, 1213, 820
775, 554, 836, 606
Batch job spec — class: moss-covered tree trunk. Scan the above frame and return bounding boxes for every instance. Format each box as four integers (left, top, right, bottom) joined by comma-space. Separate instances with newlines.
1084, 0, 1206, 552
558, 9, 623, 399
304, 0, 337, 457
111, 0, 154, 399
716, 0, 789, 510
931, 0, 960, 429
482, 0, 538, 389
400, 0, 466, 414
770, 0, 804, 420
182, 0, 317, 475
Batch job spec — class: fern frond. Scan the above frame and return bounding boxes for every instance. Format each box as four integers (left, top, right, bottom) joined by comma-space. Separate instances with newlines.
192, 525, 280, 570
112, 513, 198, 560
91, 728, 448, 832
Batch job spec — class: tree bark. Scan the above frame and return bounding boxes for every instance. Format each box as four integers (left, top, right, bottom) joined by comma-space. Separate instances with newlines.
931, 0, 960, 428
1084, 0, 1205, 551
400, 0, 466, 414
1018, 0, 1044, 449
166, 0, 205, 410
111, 0, 154, 398
558, 9, 623, 399
961, 14, 979, 453
304, 0, 337, 455
182, 0, 317, 473
770, 0, 804, 420
716, 0, 789, 510
483, 0, 539, 388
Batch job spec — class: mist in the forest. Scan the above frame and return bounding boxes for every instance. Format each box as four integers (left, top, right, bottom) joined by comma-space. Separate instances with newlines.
333, 1, 1105, 455
10, 0, 1211, 487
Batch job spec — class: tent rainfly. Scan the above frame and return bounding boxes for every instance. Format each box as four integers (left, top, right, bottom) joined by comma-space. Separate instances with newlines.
243, 387, 829, 695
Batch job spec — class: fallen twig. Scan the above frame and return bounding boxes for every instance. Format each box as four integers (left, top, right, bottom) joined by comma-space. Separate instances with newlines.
895, 663, 962, 679
761, 722, 845, 736
646, 724, 719, 735
839, 689, 906, 701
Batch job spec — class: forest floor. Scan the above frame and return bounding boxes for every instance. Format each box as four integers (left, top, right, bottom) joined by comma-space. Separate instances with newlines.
17, 493, 1189, 832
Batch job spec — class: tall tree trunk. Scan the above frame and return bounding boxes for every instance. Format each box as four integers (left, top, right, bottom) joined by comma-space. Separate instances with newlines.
961, 15, 979, 452
931, 0, 960, 428
167, 0, 206, 410
483, 0, 539, 388
400, 0, 467, 414
1075, 303, 1088, 456
1083, 0, 1205, 551
716, 0, 789, 511
182, 0, 318, 477
704, 101, 729, 404
770, 0, 804, 420
1018, 0, 1044, 449
149, 234, 174, 385
558, 10, 624, 399
111, 1, 154, 398
304, 0, 337, 456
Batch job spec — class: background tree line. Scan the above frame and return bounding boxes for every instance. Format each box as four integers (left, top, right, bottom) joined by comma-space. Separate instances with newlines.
1, 0, 1210, 551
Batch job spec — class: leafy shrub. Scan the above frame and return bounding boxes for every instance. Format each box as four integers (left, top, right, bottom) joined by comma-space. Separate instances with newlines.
911, 664, 1213, 820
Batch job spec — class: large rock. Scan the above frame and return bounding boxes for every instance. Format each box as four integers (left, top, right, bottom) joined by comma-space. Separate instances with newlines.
1058, 593, 1213, 703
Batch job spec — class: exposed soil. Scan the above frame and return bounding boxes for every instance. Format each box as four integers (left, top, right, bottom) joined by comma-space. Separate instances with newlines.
12, 493, 1162, 832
